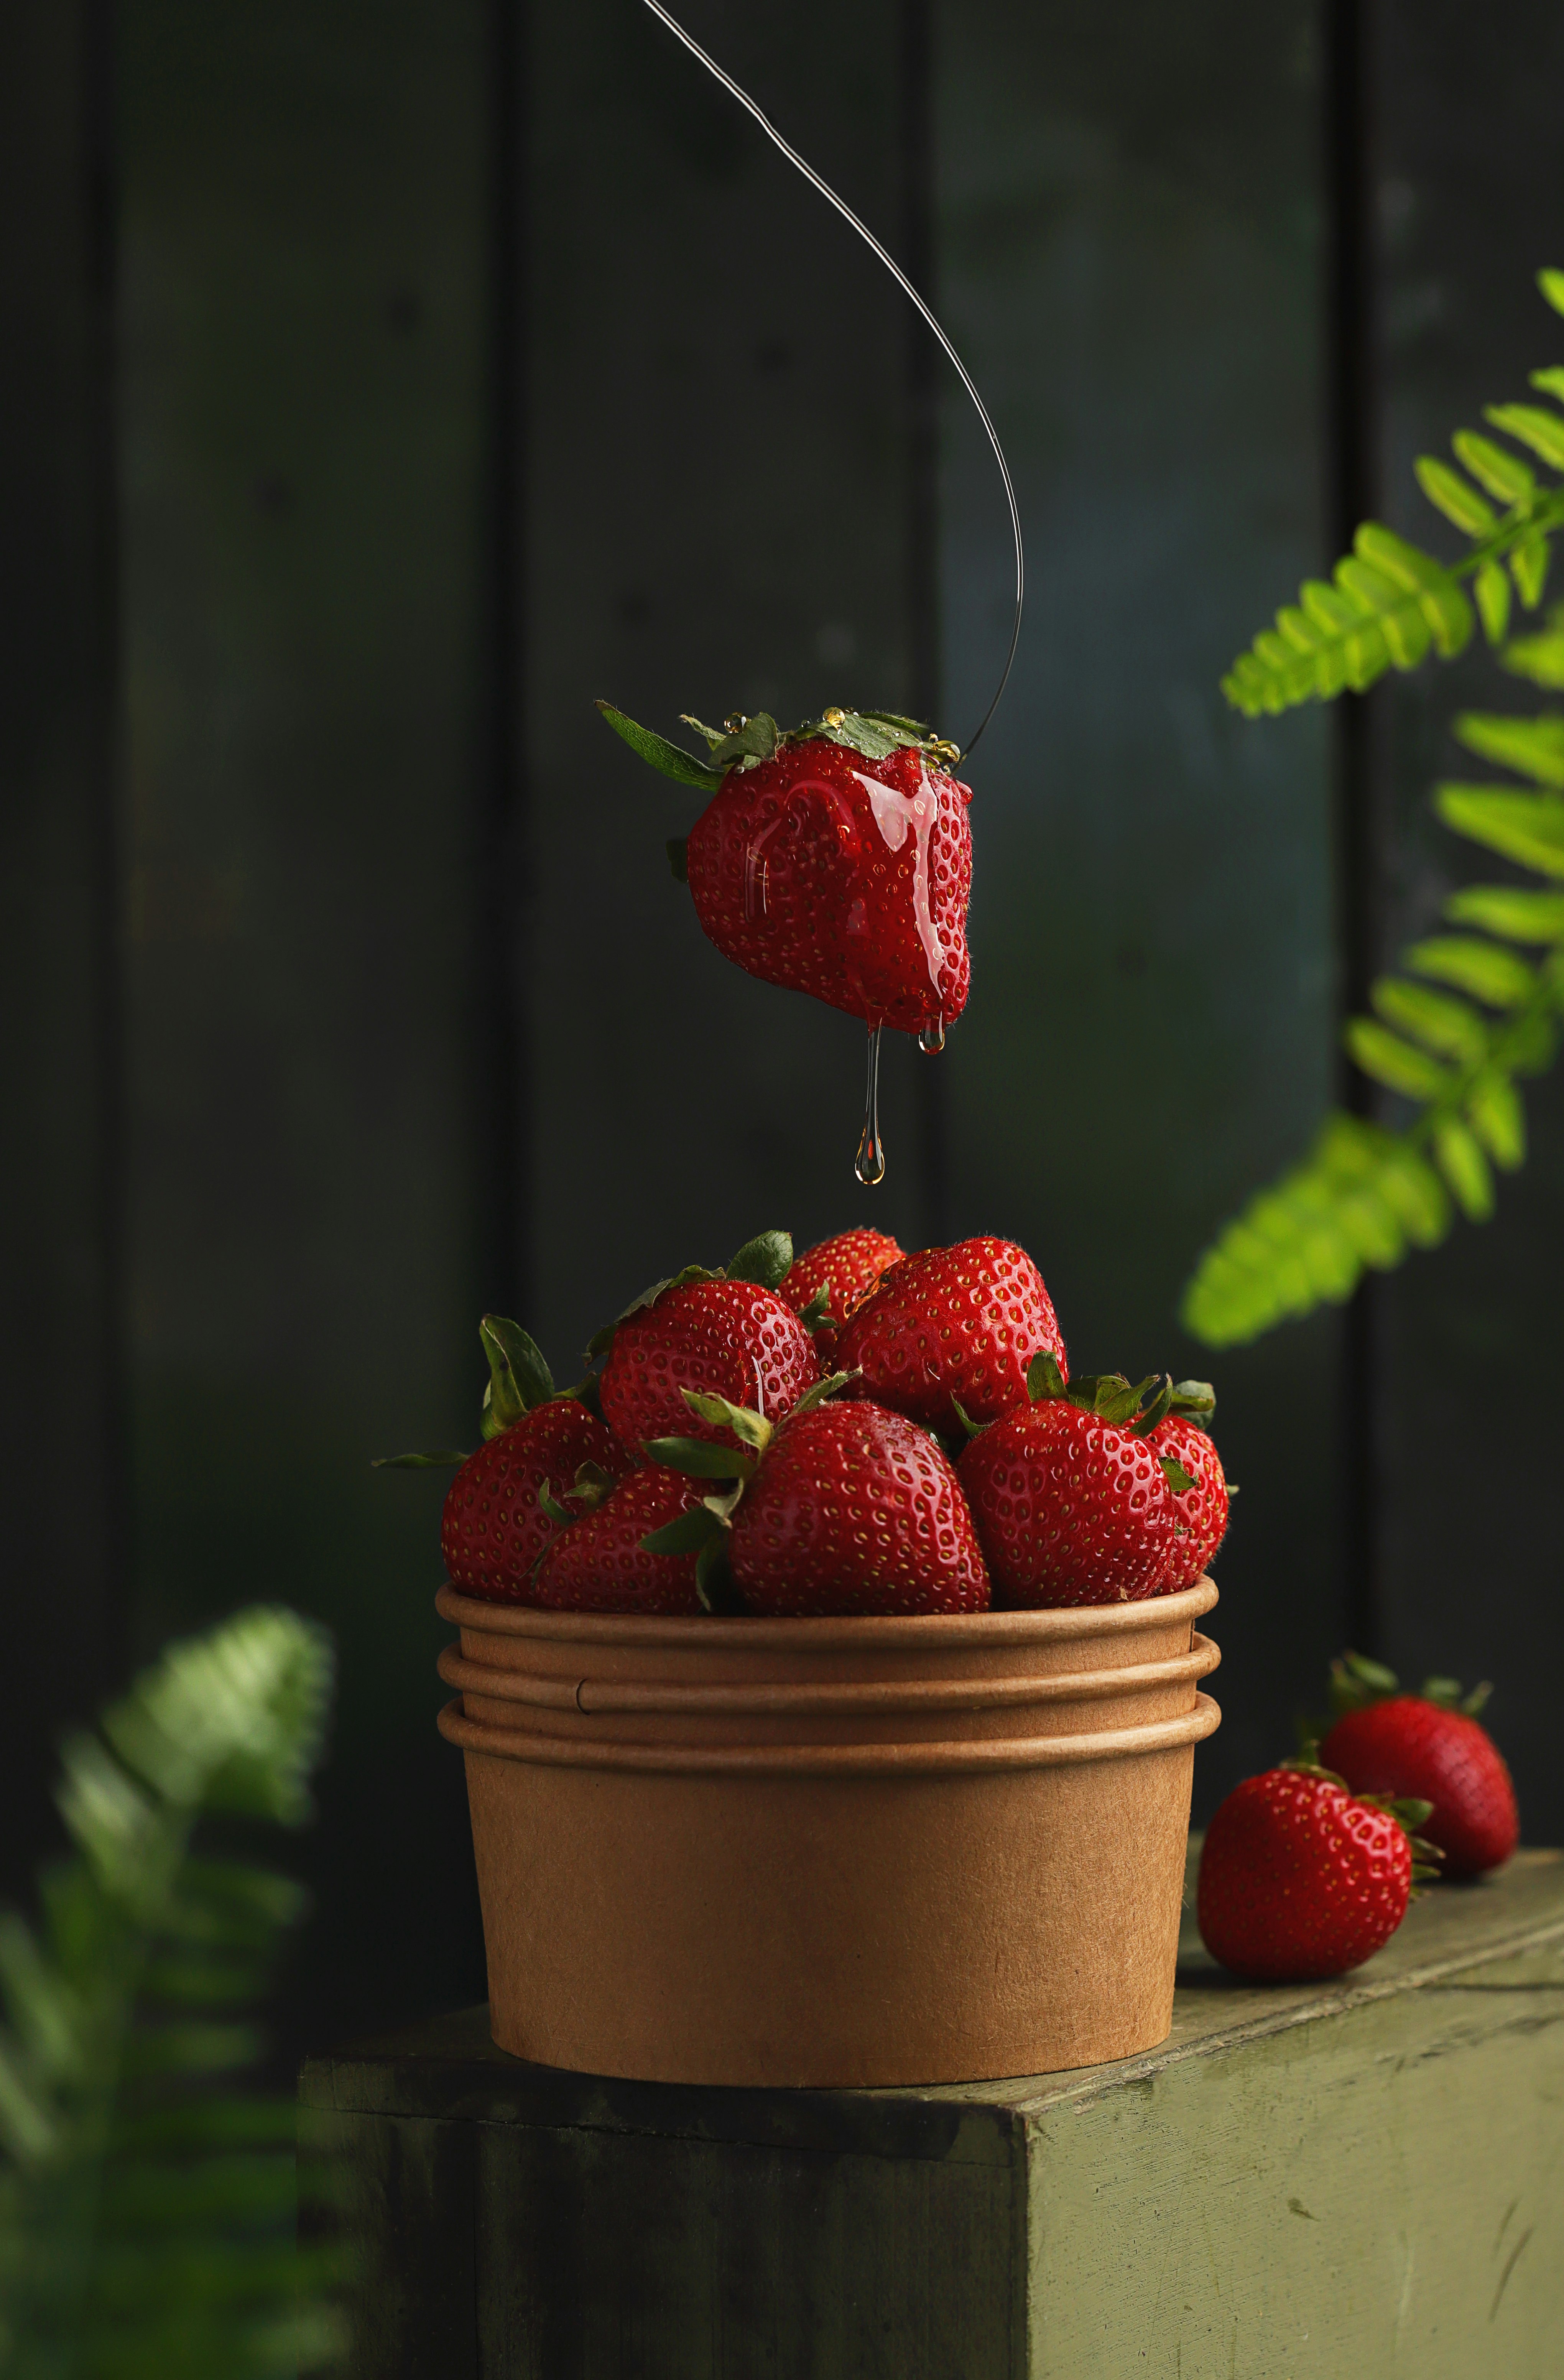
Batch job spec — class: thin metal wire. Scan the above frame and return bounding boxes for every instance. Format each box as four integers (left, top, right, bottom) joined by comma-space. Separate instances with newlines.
638, 0, 1023, 762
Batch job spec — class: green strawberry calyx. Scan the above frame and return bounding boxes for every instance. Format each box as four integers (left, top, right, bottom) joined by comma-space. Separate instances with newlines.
371, 1313, 600, 1469
595, 699, 963, 796
1329, 1648, 1494, 1720
797, 1287, 837, 1334
954, 1357, 1216, 1495
639, 1373, 858, 1611
536, 1461, 622, 1528
584, 1229, 795, 1366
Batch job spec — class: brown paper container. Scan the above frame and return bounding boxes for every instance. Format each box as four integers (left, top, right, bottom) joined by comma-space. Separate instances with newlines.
436, 1576, 1220, 2087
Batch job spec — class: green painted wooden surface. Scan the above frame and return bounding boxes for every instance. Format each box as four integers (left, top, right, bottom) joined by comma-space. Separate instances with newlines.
301, 1846, 1564, 2378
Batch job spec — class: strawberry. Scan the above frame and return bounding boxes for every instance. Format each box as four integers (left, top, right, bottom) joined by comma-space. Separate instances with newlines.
642, 1381, 990, 1617
440, 1407, 628, 1602
1197, 1762, 1437, 1982
834, 1235, 1066, 1429
375, 1314, 632, 1603
956, 1360, 1199, 1608
598, 703, 971, 1035
533, 1464, 707, 1615
593, 1229, 819, 1451
1148, 1409, 1230, 1592
780, 1227, 904, 1365
1317, 1654, 1519, 1879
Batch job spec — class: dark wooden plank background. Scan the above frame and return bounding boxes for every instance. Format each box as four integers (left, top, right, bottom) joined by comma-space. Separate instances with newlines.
4, 0, 1560, 2054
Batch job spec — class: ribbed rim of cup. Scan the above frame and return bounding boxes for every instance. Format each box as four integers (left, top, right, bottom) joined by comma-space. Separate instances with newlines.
437, 1630, 1221, 1718
435, 1572, 1217, 1648
438, 1688, 1222, 1776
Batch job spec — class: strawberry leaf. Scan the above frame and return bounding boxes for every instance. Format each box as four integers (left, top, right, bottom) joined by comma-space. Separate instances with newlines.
1159, 1454, 1197, 1494
595, 701, 724, 792
797, 1288, 837, 1333
1328, 1650, 1401, 1715
1026, 1349, 1068, 1402
949, 1395, 985, 1440
679, 1387, 772, 1449
704, 713, 780, 770
789, 1369, 858, 1417
565, 1461, 618, 1512
640, 1506, 725, 1557
480, 1315, 554, 1425
643, 1435, 757, 1480
1388, 1796, 1436, 1830
725, 1230, 793, 1291
536, 1480, 575, 1526
1066, 1372, 1154, 1425
695, 1536, 745, 1613
370, 1448, 469, 1469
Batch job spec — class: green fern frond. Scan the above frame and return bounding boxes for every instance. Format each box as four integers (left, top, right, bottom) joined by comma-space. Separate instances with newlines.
0, 1608, 342, 2379
1181, 704, 1564, 1348
1222, 270, 1564, 717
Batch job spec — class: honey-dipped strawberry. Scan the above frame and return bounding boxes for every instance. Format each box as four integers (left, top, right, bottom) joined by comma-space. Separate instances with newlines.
598, 703, 972, 1036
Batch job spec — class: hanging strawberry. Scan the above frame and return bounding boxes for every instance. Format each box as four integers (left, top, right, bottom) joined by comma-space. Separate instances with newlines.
597, 702, 972, 1040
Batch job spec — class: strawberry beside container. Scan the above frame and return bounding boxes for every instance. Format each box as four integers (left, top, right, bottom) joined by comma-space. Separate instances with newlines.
390, 1227, 1230, 2087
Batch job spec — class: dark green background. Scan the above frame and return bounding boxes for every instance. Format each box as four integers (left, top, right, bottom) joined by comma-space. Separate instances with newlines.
5, 0, 1560, 2052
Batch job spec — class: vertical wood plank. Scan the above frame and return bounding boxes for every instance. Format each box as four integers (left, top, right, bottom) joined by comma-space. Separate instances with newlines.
930, 0, 1340, 1813
0, 0, 124, 1897
114, 0, 493, 2044
304, 2108, 480, 2380
474, 2120, 1023, 2379
1366, 0, 1564, 1845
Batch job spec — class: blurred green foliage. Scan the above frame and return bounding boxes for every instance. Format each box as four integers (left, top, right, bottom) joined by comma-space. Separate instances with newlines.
0, 1608, 342, 2377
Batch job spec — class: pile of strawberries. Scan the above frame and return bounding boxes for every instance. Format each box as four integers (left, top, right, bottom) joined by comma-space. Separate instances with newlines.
398, 1226, 1231, 1618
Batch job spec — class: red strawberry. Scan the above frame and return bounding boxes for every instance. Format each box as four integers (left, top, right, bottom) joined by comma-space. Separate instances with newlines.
835, 1235, 1066, 1429
780, 1227, 904, 1365
1197, 1763, 1433, 1982
533, 1464, 706, 1615
441, 1403, 631, 1602
377, 1313, 633, 1603
646, 1383, 990, 1617
599, 703, 971, 1033
1317, 1655, 1518, 1879
957, 1362, 1181, 1608
600, 1278, 818, 1451
1148, 1411, 1229, 1591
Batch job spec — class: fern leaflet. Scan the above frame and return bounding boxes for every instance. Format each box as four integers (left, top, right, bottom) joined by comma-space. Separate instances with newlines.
1182, 698, 1564, 1348
0, 1606, 341, 2378
1222, 269, 1564, 716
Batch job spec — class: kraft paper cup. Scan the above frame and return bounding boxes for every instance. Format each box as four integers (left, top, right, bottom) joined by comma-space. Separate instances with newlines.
436, 1576, 1220, 2087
